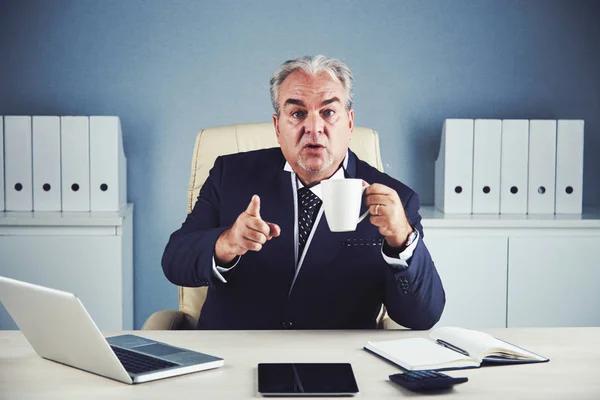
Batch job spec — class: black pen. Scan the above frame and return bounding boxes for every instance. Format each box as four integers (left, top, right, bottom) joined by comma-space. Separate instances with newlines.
436, 339, 470, 357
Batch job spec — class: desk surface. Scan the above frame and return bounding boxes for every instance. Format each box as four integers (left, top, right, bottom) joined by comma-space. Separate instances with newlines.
1, 328, 599, 399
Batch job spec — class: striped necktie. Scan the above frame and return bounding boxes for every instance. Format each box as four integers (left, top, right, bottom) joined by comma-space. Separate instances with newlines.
298, 187, 322, 260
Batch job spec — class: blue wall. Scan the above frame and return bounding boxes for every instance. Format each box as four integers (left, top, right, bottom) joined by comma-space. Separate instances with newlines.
1, 0, 599, 328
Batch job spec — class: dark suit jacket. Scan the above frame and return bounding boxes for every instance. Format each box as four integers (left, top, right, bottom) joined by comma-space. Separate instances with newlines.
162, 148, 445, 330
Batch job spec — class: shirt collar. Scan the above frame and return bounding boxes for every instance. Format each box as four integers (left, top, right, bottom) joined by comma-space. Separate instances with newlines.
284, 151, 349, 199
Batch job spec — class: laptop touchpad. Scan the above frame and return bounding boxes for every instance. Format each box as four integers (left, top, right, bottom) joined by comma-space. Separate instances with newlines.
134, 343, 186, 357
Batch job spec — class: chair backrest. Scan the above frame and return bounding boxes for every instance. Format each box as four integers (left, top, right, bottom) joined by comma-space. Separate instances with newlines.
179, 122, 384, 326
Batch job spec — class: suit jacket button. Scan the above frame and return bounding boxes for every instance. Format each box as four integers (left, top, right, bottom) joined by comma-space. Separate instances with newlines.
282, 321, 293, 329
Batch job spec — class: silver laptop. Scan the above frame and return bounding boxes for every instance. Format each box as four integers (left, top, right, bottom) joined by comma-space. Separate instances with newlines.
0, 276, 224, 384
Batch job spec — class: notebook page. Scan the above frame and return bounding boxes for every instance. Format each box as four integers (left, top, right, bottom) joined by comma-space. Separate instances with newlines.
430, 327, 543, 361
430, 327, 499, 361
365, 337, 475, 370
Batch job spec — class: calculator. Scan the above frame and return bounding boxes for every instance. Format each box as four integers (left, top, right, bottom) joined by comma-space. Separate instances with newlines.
389, 370, 468, 392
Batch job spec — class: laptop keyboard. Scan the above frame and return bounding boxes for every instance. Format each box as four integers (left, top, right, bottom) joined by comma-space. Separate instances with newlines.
111, 346, 178, 374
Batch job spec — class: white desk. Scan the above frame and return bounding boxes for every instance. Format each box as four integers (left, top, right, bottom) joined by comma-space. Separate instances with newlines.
1, 328, 599, 399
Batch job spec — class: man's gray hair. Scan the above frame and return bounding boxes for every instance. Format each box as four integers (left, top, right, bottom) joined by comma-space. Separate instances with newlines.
270, 55, 354, 116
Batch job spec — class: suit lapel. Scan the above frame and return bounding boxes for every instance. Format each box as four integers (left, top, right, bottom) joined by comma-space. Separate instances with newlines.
294, 151, 366, 285
287, 150, 368, 293
298, 212, 339, 273
292, 150, 368, 283
259, 168, 297, 274
344, 150, 358, 178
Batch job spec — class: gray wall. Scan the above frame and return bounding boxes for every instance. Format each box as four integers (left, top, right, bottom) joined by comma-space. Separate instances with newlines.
1, 0, 599, 328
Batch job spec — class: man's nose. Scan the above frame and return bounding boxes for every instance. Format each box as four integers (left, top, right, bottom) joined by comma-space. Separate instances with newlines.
304, 113, 325, 135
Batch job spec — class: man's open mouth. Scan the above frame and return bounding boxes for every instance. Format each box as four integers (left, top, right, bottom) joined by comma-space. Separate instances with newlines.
304, 144, 324, 149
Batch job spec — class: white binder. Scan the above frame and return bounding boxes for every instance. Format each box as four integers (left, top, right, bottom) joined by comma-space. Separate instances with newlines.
555, 120, 584, 214
0, 117, 4, 211
32, 116, 62, 211
89, 116, 127, 212
500, 120, 529, 214
527, 120, 557, 214
434, 119, 474, 214
61, 116, 90, 212
4, 116, 33, 211
472, 119, 502, 214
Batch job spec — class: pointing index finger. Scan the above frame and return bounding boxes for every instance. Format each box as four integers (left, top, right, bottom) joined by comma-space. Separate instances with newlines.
246, 195, 261, 218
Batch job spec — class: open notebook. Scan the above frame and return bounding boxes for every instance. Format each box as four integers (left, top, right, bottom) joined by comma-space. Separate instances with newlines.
364, 326, 549, 371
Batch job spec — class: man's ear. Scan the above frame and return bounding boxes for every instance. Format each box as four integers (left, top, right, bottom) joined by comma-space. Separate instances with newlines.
348, 109, 355, 137
273, 114, 281, 143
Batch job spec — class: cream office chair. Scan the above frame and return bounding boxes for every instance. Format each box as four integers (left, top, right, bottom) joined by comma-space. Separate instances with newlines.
142, 122, 400, 330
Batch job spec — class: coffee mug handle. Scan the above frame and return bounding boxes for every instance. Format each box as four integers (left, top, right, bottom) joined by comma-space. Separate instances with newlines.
357, 184, 370, 223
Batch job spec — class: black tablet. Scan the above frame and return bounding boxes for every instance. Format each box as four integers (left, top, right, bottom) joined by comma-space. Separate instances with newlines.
258, 363, 359, 396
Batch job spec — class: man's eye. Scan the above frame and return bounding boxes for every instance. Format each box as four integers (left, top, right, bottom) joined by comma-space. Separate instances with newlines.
292, 111, 306, 118
322, 109, 335, 117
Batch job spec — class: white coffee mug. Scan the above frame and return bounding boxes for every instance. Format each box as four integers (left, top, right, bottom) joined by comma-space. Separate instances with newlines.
321, 178, 369, 232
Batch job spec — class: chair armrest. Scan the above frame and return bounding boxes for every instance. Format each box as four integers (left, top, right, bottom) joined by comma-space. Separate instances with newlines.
381, 315, 407, 330
142, 310, 195, 330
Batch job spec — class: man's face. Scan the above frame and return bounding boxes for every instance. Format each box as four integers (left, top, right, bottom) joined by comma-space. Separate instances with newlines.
273, 70, 354, 185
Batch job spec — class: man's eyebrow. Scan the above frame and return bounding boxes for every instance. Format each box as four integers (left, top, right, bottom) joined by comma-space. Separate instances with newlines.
321, 97, 341, 107
283, 99, 305, 108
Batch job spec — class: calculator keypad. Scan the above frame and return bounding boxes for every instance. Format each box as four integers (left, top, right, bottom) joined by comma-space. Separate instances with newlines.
389, 370, 468, 391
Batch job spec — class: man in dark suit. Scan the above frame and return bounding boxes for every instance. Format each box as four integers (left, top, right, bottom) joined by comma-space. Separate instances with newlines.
162, 55, 445, 330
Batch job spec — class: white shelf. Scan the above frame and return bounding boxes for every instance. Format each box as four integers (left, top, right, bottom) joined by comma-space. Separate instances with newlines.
0, 204, 133, 226
421, 205, 600, 329
420, 205, 600, 229
0, 203, 133, 330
